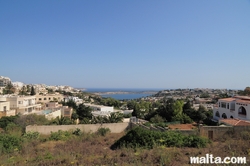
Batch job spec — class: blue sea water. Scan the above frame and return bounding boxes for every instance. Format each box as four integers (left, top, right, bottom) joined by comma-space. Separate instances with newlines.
101, 93, 152, 100
84, 88, 163, 93
83, 88, 163, 100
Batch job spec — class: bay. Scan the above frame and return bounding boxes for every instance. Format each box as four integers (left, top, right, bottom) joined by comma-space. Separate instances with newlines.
100, 93, 152, 100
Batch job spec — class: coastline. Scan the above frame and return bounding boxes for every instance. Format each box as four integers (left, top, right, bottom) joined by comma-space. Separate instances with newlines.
93, 91, 158, 95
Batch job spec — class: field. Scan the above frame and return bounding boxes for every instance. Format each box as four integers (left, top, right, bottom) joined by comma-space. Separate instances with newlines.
0, 129, 249, 166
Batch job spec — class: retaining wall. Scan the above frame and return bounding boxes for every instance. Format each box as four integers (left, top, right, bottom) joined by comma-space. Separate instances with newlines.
26, 122, 130, 135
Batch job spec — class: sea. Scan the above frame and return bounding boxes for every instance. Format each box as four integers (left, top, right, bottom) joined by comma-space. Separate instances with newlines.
83, 88, 163, 100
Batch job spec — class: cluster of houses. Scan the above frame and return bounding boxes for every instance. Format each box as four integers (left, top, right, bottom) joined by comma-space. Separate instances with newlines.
0, 92, 120, 120
0, 93, 71, 119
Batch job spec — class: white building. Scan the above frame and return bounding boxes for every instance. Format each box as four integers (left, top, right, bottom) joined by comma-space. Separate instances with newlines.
12, 82, 25, 89
213, 96, 250, 121
84, 103, 113, 117
64, 96, 83, 105
84, 103, 114, 112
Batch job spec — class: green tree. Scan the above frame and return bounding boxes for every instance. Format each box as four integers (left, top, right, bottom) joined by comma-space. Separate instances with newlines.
0, 116, 19, 129
14, 114, 50, 131
76, 104, 93, 120
3, 83, 15, 94
61, 99, 77, 110
26, 85, 31, 93
19, 86, 27, 95
30, 86, 36, 95
107, 112, 124, 123
172, 100, 184, 118
183, 100, 192, 110
150, 114, 164, 123
52, 116, 72, 125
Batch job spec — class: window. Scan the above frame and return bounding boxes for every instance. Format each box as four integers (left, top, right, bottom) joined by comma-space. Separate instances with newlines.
3, 106, 6, 111
44, 98, 47, 100
238, 106, 246, 116
227, 103, 229, 109
221, 102, 226, 108
64, 111, 70, 115
18, 101, 23, 104
39, 98, 42, 101
215, 111, 220, 117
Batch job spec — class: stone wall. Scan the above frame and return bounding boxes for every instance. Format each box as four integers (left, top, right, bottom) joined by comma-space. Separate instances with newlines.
26, 122, 130, 135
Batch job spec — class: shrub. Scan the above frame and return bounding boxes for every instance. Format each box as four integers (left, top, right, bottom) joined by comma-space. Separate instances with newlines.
23, 131, 40, 140
97, 127, 110, 136
49, 130, 72, 141
0, 134, 22, 153
240, 131, 250, 140
72, 128, 82, 136
111, 127, 210, 149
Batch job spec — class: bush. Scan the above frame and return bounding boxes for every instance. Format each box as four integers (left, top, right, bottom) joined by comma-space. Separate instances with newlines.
72, 128, 82, 136
0, 134, 23, 153
49, 130, 72, 141
23, 131, 40, 140
97, 127, 110, 136
154, 122, 168, 128
240, 131, 250, 140
111, 127, 210, 149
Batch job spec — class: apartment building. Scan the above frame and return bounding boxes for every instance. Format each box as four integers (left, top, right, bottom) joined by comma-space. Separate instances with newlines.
0, 95, 41, 114
213, 96, 250, 121
36, 93, 64, 104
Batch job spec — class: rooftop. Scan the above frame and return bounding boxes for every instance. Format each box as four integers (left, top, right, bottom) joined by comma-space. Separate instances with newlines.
219, 119, 250, 126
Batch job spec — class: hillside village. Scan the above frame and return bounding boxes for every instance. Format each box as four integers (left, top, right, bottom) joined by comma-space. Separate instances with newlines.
1, 76, 250, 165
1, 75, 249, 126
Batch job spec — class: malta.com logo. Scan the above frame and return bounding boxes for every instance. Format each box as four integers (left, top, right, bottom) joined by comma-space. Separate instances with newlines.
190, 154, 246, 164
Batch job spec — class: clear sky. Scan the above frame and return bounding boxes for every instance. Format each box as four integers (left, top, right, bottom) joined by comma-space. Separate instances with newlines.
1, 0, 250, 89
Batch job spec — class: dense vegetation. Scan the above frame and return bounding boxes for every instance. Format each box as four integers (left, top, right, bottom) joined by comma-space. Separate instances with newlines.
111, 127, 210, 149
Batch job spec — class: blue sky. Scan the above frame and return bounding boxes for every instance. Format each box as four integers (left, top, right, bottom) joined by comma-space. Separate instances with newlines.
1, 0, 250, 89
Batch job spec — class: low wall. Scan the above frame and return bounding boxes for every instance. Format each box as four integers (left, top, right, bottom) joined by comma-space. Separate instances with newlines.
26, 122, 130, 135
177, 129, 198, 135
199, 126, 233, 140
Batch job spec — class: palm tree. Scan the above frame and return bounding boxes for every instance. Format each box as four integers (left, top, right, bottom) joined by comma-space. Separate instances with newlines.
108, 112, 124, 123
53, 116, 72, 125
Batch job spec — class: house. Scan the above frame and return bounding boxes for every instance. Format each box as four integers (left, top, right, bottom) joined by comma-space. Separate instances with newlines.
64, 96, 83, 105
213, 96, 250, 121
84, 103, 113, 112
84, 103, 113, 117
0, 95, 41, 114
0, 101, 16, 118
43, 102, 72, 119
